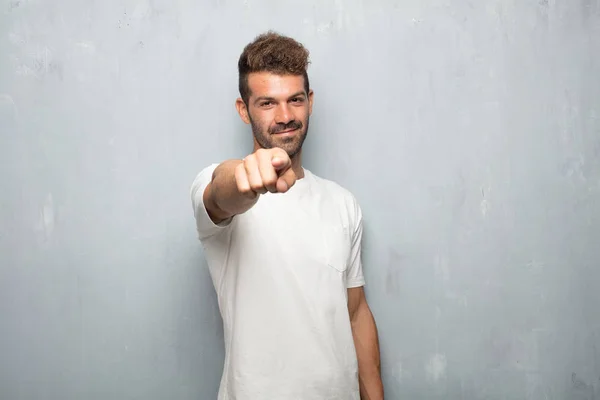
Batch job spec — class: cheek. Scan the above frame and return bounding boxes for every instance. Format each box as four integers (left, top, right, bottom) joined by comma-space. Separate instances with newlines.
291, 106, 307, 119
299, 108, 310, 122
249, 110, 271, 129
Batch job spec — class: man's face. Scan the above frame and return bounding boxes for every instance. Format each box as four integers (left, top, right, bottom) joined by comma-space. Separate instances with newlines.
238, 72, 313, 158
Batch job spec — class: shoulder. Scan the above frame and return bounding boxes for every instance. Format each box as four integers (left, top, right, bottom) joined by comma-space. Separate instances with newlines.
310, 171, 363, 223
314, 173, 358, 204
191, 163, 219, 188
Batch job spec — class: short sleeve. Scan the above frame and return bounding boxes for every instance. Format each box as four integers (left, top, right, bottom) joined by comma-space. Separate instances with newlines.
190, 163, 233, 240
345, 200, 366, 288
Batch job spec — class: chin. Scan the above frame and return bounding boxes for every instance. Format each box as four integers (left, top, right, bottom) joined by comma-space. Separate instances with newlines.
286, 146, 302, 158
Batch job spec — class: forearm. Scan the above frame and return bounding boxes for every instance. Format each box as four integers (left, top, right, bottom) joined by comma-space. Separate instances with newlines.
351, 305, 383, 400
205, 159, 258, 222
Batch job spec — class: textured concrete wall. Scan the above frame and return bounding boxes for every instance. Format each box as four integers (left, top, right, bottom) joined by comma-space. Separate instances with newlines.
1, 0, 599, 398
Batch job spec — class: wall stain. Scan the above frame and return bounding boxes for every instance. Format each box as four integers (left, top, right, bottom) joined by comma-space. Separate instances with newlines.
570, 372, 596, 400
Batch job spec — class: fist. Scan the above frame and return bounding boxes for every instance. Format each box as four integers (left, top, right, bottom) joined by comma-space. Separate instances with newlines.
235, 148, 297, 197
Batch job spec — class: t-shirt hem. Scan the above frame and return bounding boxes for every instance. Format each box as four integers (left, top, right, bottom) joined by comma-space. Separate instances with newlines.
346, 277, 365, 288
192, 164, 234, 239
200, 199, 233, 230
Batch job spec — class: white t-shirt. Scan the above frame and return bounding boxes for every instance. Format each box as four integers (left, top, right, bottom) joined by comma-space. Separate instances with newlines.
190, 164, 366, 400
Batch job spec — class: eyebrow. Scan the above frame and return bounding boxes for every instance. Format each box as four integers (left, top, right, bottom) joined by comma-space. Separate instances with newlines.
253, 91, 306, 105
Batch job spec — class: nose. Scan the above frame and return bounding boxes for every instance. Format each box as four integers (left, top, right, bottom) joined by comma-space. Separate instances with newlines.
274, 103, 293, 125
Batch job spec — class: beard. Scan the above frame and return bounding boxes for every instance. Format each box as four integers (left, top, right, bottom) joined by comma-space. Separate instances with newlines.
249, 114, 309, 159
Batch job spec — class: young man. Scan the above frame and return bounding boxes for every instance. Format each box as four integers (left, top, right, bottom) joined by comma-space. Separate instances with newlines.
190, 31, 383, 400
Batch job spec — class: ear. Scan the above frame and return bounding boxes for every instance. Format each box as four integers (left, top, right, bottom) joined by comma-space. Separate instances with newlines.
308, 89, 314, 116
235, 98, 251, 124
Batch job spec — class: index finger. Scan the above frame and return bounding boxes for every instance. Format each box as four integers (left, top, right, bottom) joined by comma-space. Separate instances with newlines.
271, 154, 291, 171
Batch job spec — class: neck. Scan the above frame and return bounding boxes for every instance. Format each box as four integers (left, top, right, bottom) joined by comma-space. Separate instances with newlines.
290, 151, 304, 179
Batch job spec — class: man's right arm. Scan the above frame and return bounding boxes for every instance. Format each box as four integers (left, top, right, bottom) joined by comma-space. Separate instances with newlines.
203, 159, 259, 224
195, 148, 297, 229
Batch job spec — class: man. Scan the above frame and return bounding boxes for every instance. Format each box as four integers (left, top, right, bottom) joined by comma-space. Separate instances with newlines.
190, 31, 383, 400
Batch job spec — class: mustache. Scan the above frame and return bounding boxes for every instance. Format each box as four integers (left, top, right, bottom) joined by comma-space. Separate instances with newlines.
269, 121, 303, 134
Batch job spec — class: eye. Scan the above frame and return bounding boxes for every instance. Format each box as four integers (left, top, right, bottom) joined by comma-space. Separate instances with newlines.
261, 101, 273, 107
290, 97, 304, 103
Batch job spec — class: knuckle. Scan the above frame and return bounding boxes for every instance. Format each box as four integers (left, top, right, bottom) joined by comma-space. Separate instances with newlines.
264, 177, 277, 187
236, 181, 249, 193
234, 171, 244, 184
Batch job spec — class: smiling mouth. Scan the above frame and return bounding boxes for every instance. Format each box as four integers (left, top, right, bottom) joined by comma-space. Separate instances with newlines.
273, 128, 297, 135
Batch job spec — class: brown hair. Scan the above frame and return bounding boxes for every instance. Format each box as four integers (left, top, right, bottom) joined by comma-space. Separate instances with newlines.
238, 31, 310, 104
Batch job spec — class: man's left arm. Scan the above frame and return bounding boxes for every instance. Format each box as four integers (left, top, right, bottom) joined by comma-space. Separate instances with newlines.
348, 286, 384, 400
344, 199, 383, 399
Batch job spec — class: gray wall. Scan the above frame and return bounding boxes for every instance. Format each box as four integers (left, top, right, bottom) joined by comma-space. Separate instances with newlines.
1, 0, 599, 399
